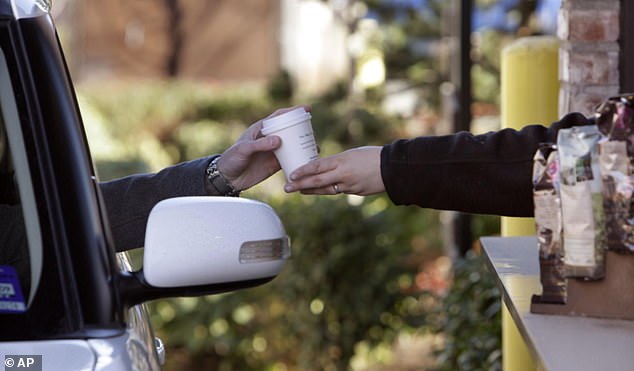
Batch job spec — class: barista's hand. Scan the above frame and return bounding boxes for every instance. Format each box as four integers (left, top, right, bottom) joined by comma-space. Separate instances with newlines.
284, 146, 385, 196
218, 106, 310, 191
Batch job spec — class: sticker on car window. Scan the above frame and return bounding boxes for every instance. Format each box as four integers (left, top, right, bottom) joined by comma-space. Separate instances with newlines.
0, 265, 26, 312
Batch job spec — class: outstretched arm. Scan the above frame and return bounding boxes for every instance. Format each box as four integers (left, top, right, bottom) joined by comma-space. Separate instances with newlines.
285, 112, 593, 217
101, 106, 307, 251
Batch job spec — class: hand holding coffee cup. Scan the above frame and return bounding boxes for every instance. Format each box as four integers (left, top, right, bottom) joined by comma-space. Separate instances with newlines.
261, 107, 319, 180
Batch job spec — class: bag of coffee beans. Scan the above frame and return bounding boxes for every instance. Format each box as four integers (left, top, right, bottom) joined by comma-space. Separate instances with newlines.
596, 94, 634, 253
557, 125, 605, 279
533, 144, 566, 303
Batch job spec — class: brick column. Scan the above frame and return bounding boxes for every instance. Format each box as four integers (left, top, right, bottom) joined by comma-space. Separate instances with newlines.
558, 0, 620, 116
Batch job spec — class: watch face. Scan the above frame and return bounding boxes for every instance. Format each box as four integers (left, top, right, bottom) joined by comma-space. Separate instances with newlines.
206, 157, 220, 175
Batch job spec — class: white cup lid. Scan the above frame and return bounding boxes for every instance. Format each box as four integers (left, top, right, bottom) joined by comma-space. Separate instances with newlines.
261, 107, 311, 135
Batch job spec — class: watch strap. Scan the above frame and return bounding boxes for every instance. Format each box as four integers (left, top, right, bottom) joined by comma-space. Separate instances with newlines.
205, 156, 240, 197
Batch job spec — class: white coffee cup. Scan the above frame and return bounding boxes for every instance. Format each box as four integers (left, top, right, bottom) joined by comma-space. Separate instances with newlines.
261, 107, 319, 180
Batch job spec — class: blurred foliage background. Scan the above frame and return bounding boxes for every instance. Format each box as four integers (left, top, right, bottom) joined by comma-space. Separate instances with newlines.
68, 0, 558, 369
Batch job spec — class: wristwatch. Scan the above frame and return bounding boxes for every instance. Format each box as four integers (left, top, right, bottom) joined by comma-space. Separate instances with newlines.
205, 156, 240, 197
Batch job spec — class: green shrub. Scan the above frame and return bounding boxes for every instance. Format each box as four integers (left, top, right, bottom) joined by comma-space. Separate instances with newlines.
147, 194, 442, 370
429, 250, 502, 371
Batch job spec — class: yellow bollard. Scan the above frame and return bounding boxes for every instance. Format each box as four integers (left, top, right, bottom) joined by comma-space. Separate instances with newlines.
500, 36, 560, 371
501, 35, 560, 237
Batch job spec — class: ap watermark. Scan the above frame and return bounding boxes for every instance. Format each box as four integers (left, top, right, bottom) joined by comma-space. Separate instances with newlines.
4, 355, 42, 370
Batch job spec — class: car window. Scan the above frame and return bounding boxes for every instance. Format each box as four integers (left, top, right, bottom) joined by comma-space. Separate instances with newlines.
0, 48, 43, 311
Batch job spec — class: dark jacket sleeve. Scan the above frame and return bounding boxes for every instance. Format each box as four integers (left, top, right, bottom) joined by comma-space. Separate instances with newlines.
380, 112, 593, 217
99, 156, 215, 251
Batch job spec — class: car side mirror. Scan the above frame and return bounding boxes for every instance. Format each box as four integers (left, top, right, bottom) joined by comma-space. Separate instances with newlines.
119, 197, 290, 307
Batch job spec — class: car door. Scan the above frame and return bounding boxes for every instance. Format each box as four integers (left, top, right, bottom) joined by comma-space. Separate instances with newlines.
0, 1, 159, 369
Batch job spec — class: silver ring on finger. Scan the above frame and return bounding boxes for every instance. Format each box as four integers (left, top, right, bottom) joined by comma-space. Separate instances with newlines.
332, 184, 340, 194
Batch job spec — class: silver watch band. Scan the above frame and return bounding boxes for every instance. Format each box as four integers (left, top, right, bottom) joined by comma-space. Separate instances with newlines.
205, 156, 240, 197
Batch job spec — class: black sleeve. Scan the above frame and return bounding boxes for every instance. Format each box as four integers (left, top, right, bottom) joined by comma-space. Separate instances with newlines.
99, 156, 214, 251
380, 112, 593, 217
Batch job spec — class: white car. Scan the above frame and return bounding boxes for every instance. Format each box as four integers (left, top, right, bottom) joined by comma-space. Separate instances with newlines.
0, 1, 289, 369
